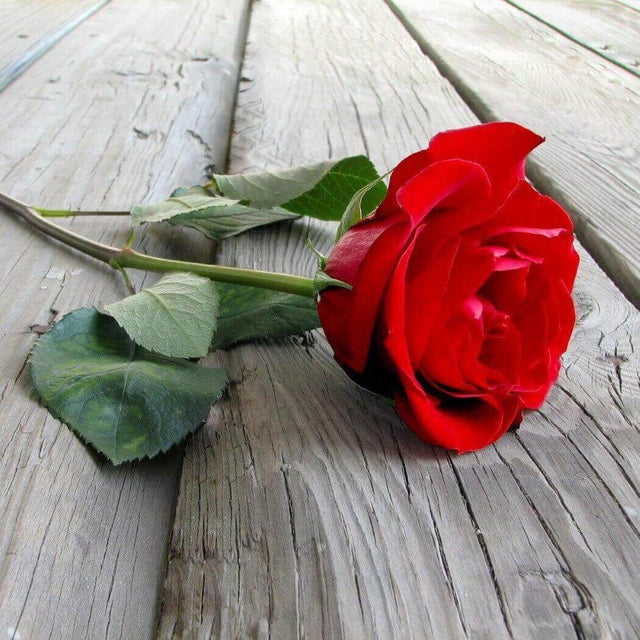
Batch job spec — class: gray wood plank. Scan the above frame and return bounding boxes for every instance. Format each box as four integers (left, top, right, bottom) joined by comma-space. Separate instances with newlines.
158, 0, 640, 637
503, 0, 640, 75
616, 0, 640, 11
0, 0, 111, 91
388, 0, 640, 310
0, 0, 249, 637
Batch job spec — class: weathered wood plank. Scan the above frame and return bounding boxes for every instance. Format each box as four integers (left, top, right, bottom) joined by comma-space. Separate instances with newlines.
616, 0, 640, 11
0, 0, 111, 91
388, 0, 640, 309
158, 0, 640, 637
503, 0, 640, 75
0, 0, 249, 638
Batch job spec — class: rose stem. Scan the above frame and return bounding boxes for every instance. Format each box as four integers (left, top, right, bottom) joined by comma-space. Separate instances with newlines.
35, 209, 130, 217
0, 191, 316, 298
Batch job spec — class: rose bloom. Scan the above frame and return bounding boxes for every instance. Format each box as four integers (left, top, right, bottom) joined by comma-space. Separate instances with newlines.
318, 123, 579, 452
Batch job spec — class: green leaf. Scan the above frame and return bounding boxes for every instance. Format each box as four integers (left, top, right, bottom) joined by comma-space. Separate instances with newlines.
133, 156, 386, 240
214, 156, 386, 221
174, 205, 298, 240
281, 156, 387, 221
30, 308, 228, 464
130, 187, 221, 223
213, 283, 321, 350
335, 170, 391, 241
105, 272, 219, 359
213, 161, 336, 208
131, 187, 298, 241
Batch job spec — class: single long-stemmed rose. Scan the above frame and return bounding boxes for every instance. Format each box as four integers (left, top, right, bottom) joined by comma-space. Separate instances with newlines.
1, 122, 578, 462
319, 122, 579, 451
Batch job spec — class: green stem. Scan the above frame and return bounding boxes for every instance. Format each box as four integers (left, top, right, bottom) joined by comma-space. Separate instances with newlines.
0, 192, 120, 263
0, 191, 316, 298
36, 208, 130, 217
113, 250, 315, 297
113, 262, 136, 295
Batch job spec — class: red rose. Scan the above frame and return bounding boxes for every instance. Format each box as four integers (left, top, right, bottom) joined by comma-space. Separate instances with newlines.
318, 123, 579, 452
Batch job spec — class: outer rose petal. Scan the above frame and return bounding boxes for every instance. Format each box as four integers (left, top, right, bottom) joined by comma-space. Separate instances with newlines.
482, 181, 573, 233
424, 122, 544, 202
516, 280, 575, 408
318, 217, 411, 374
394, 383, 522, 453
378, 123, 542, 213
404, 232, 460, 367
378, 149, 430, 214
396, 159, 490, 224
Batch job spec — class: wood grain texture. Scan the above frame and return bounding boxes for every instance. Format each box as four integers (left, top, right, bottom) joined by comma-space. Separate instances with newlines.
388, 0, 640, 310
503, 0, 640, 75
158, 0, 640, 637
615, 0, 640, 11
0, 0, 249, 637
0, 0, 111, 91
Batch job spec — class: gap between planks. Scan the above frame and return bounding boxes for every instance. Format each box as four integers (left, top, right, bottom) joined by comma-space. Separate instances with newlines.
502, 0, 640, 77
0, 0, 112, 92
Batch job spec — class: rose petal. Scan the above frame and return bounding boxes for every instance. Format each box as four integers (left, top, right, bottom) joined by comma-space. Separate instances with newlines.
319, 216, 412, 373
479, 307, 522, 387
396, 159, 491, 225
404, 232, 461, 366
478, 182, 579, 288
486, 181, 574, 233
394, 383, 522, 453
424, 122, 544, 202
378, 149, 430, 214
420, 313, 483, 392
442, 242, 496, 306
481, 262, 530, 314
379, 236, 520, 451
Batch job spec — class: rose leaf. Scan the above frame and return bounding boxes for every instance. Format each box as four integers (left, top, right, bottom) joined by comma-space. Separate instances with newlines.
213, 283, 321, 349
105, 272, 219, 359
131, 187, 298, 241
30, 308, 228, 464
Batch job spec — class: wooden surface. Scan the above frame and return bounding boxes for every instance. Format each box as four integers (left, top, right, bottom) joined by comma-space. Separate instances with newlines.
0, 0, 111, 91
0, 0, 249, 638
504, 0, 640, 75
618, 0, 640, 10
0, 0, 639, 638
389, 0, 640, 310
156, 0, 640, 638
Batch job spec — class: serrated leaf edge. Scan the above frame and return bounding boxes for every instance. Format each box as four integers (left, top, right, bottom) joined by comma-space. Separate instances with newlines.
28, 308, 229, 465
